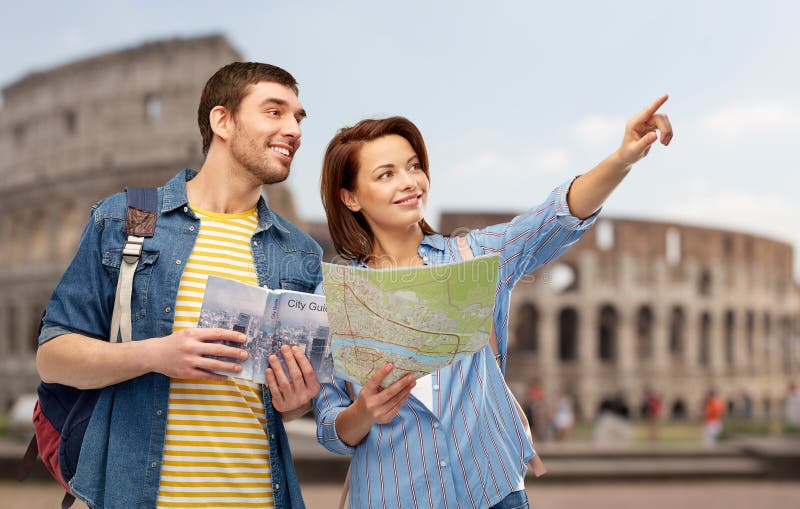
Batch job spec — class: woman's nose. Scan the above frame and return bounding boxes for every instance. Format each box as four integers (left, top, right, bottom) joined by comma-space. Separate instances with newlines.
398, 169, 417, 189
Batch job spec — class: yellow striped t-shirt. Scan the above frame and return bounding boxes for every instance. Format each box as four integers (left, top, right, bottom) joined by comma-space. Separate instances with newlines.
156, 206, 274, 509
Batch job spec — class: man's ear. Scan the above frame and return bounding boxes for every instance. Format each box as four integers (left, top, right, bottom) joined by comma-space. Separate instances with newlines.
340, 188, 361, 212
209, 105, 233, 144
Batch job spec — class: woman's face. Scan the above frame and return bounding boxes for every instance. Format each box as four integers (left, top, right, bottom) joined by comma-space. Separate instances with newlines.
340, 134, 430, 235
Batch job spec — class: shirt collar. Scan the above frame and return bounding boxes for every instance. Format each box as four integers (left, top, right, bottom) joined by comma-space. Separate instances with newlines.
161, 168, 195, 213
255, 197, 290, 234
420, 233, 446, 252
161, 168, 289, 234
351, 233, 446, 268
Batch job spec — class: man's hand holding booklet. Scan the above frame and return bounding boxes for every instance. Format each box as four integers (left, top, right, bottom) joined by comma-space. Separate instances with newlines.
199, 275, 333, 383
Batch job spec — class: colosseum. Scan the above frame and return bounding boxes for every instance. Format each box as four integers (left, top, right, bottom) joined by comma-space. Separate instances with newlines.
438, 213, 800, 422
0, 34, 798, 427
0, 35, 301, 409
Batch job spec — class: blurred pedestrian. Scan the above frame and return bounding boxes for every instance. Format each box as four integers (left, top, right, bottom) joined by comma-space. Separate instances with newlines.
736, 389, 753, 420
594, 393, 634, 445
527, 380, 546, 441
785, 383, 800, 429
702, 390, 726, 447
643, 390, 662, 441
553, 391, 575, 441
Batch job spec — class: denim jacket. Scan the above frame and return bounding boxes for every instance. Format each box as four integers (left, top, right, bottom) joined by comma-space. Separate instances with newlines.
39, 169, 322, 509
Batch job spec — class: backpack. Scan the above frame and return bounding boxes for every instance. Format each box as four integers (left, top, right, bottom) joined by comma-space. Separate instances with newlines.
19, 187, 159, 508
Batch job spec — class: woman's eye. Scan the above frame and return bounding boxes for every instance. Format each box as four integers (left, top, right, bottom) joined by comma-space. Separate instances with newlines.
409, 163, 420, 171
378, 171, 392, 180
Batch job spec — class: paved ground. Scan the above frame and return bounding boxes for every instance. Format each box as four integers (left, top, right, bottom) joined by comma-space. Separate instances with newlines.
4, 480, 800, 508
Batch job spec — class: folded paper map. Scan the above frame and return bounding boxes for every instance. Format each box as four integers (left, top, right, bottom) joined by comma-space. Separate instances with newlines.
322, 255, 500, 387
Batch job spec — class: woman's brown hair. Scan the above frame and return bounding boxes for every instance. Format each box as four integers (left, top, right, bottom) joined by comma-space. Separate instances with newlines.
320, 116, 437, 261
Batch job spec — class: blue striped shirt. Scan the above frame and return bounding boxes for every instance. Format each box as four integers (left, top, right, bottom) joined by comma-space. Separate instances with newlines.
314, 179, 598, 508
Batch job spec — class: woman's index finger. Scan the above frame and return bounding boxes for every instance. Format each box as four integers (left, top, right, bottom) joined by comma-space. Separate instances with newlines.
634, 94, 669, 123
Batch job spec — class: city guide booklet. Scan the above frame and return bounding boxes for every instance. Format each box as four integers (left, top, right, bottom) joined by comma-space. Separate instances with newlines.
322, 254, 500, 387
199, 275, 334, 383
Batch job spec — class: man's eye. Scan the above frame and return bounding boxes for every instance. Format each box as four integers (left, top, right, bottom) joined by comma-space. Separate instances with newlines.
267, 110, 280, 117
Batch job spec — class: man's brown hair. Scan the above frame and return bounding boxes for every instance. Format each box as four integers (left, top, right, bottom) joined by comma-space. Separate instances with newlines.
320, 116, 437, 261
198, 62, 299, 155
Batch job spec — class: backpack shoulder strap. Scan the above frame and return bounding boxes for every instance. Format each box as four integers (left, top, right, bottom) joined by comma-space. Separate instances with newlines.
17, 434, 38, 481
109, 187, 158, 343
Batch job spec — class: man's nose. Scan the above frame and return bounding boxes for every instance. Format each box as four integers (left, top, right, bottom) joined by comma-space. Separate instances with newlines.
282, 116, 301, 139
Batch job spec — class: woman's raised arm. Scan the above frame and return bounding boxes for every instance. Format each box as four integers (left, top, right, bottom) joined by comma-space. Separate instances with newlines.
567, 94, 673, 219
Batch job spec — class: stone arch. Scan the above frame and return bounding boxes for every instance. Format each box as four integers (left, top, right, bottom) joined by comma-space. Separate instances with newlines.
699, 312, 712, 368
596, 220, 615, 250
1, 301, 11, 356
636, 305, 654, 359
59, 200, 83, 259
795, 315, 800, 373
29, 299, 46, 353
723, 235, 735, 259
746, 310, 755, 371
781, 316, 793, 374
6, 301, 18, 356
9, 212, 25, 264
514, 302, 539, 353
145, 93, 161, 122
0, 214, 10, 264
670, 398, 687, 420
64, 109, 78, 135
30, 209, 48, 261
549, 262, 580, 293
698, 269, 712, 297
763, 313, 772, 371
665, 228, 681, 266
598, 305, 618, 363
669, 306, 685, 358
724, 310, 735, 370
558, 307, 579, 362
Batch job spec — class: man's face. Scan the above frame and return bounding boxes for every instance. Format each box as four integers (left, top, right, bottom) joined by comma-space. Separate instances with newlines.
228, 81, 306, 185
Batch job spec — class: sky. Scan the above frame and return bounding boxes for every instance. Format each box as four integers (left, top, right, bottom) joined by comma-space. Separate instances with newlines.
2, 1, 799, 279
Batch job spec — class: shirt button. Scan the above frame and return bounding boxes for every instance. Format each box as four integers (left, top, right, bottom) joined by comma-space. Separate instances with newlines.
175, 259, 182, 265
433, 422, 440, 429
151, 461, 158, 468
440, 460, 447, 467
274, 483, 280, 491
254, 240, 259, 246
188, 225, 195, 231
433, 384, 440, 391
270, 434, 275, 440
165, 307, 171, 313
156, 409, 163, 416
183, 206, 188, 212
